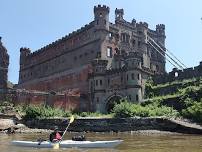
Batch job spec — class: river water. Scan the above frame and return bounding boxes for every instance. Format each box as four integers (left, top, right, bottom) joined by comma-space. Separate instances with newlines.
1, 132, 202, 152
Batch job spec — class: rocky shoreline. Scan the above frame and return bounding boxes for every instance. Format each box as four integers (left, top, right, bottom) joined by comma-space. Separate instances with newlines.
0, 114, 202, 135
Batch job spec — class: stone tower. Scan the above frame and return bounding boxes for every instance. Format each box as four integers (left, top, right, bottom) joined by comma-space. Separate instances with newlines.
0, 37, 9, 90
115, 8, 124, 21
94, 5, 110, 31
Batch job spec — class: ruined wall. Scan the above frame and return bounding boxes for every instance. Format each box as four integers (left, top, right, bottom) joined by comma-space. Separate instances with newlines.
18, 64, 92, 94
153, 62, 202, 84
0, 37, 9, 90
19, 22, 100, 85
4, 89, 86, 111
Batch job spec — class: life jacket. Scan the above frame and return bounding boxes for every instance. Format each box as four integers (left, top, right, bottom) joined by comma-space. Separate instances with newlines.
50, 131, 62, 142
55, 132, 62, 140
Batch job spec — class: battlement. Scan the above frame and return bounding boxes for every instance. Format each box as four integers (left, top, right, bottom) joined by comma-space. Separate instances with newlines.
156, 24, 165, 30
27, 21, 94, 57
20, 47, 31, 55
115, 8, 124, 15
94, 5, 110, 13
131, 19, 136, 25
138, 22, 149, 28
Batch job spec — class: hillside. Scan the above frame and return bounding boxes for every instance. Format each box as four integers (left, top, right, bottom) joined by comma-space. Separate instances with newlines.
144, 77, 202, 123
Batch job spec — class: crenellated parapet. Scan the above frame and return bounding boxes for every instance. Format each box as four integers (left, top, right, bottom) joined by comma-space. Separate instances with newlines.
137, 22, 149, 28
115, 8, 124, 20
29, 21, 94, 58
20, 47, 31, 65
156, 24, 166, 45
94, 5, 109, 13
153, 61, 202, 84
20, 47, 31, 56
156, 24, 165, 33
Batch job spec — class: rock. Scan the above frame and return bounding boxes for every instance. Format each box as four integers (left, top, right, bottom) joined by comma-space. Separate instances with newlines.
0, 118, 15, 130
6, 127, 15, 134
14, 123, 26, 129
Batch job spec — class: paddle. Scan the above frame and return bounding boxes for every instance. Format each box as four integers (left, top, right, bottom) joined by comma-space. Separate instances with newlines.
53, 115, 74, 149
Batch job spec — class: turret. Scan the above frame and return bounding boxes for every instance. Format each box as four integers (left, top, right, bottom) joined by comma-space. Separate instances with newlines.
156, 24, 166, 46
137, 22, 150, 68
94, 5, 109, 31
124, 52, 142, 102
20, 47, 31, 66
115, 8, 124, 21
131, 19, 136, 27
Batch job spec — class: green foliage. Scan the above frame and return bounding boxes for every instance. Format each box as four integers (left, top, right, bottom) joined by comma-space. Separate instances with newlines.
145, 77, 202, 99
145, 77, 202, 123
112, 101, 136, 118
23, 105, 109, 119
24, 105, 71, 119
0, 101, 14, 107
179, 86, 201, 102
181, 101, 202, 123
145, 78, 155, 98
76, 112, 106, 117
112, 100, 179, 118
0, 101, 15, 113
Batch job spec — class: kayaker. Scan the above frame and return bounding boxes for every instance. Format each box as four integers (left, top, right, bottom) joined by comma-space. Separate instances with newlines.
49, 126, 62, 142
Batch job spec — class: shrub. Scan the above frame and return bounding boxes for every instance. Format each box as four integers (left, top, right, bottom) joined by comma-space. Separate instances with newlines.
181, 101, 202, 123
145, 78, 155, 98
179, 86, 202, 103
24, 105, 71, 119
112, 100, 179, 118
112, 101, 135, 118
77, 112, 104, 117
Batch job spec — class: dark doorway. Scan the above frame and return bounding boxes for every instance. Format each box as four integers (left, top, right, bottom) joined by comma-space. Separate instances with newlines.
106, 95, 122, 113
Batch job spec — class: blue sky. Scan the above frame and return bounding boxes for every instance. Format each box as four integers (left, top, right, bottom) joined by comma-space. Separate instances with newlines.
1, 0, 202, 84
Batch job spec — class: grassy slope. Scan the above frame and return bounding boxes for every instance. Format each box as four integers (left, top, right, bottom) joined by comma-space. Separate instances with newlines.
143, 77, 202, 123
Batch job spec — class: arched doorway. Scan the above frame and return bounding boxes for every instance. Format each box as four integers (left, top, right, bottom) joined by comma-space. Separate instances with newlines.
106, 94, 122, 113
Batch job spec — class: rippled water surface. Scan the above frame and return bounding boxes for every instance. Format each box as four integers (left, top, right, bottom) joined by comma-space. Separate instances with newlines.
1, 132, 202, 152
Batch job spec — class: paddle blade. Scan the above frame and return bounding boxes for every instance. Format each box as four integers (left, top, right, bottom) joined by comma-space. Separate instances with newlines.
53, 143, 59, 149
69, 115, 74, 124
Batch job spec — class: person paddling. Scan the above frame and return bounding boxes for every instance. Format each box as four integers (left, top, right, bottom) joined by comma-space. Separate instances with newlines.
49, 126, 62, 142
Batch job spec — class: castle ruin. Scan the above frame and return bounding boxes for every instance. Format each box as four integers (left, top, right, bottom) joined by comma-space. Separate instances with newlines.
17, 5, 166, 112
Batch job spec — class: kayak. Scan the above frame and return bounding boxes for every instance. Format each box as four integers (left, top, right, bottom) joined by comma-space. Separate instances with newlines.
11, 139, 123, 148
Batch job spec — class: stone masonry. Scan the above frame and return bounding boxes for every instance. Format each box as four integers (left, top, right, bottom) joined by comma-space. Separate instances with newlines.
17, 5, 166, 113
0, 37, 9, 92
153, 62, 202, 84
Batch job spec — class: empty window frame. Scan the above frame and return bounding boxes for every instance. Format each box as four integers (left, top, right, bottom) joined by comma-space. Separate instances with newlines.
107, 47, 112, 58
